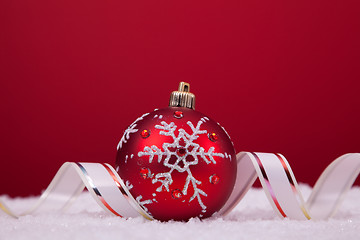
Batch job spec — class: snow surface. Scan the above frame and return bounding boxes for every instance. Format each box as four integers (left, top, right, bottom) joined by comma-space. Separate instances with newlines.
1, 184, 360, 240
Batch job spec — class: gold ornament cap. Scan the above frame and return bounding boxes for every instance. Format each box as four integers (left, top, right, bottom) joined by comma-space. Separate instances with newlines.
169, 82, 196, 110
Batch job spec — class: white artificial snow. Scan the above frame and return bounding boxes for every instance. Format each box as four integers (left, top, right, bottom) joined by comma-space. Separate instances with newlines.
1, 184, 360, 240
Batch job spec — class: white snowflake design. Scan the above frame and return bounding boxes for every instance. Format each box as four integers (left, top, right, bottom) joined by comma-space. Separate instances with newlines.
125, 180, 133, 190
138, 118, 225, 212
136, 195, 153, 214
117, 113, 149, 150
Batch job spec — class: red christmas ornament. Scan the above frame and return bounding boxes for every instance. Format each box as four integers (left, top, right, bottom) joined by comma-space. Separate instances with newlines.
116, 82, 237, 221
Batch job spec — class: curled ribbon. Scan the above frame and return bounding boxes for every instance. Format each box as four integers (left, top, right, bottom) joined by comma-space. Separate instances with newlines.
1, 152, 359, 220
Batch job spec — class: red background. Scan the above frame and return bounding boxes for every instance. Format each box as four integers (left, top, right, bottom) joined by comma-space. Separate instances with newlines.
1, 0, 359, 197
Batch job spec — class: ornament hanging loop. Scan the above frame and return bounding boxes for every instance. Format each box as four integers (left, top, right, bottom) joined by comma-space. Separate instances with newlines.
169, 82, 196, 110
178, 82, 190, 92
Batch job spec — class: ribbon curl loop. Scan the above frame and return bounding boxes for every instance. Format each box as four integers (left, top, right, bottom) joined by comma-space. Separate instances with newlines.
1, 153, 360, 220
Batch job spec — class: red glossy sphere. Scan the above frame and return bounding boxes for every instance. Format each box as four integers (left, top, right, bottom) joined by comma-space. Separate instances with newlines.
210, 174, 220, 185
116, 107, 237, 221
208, 132, 219, 142
140, 129, 150, 139
139, 167, 150, 179
173, 111, 184, 119
171, 189, 183, 199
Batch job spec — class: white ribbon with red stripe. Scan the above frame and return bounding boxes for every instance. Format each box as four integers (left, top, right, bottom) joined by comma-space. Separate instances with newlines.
1, 152, 359, 220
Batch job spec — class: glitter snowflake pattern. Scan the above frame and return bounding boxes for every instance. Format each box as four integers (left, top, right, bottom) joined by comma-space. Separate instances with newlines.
136, 195, 153, 214
117, 113, 149, 150
125, 180, 133, 190
138, 118, 225, 212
